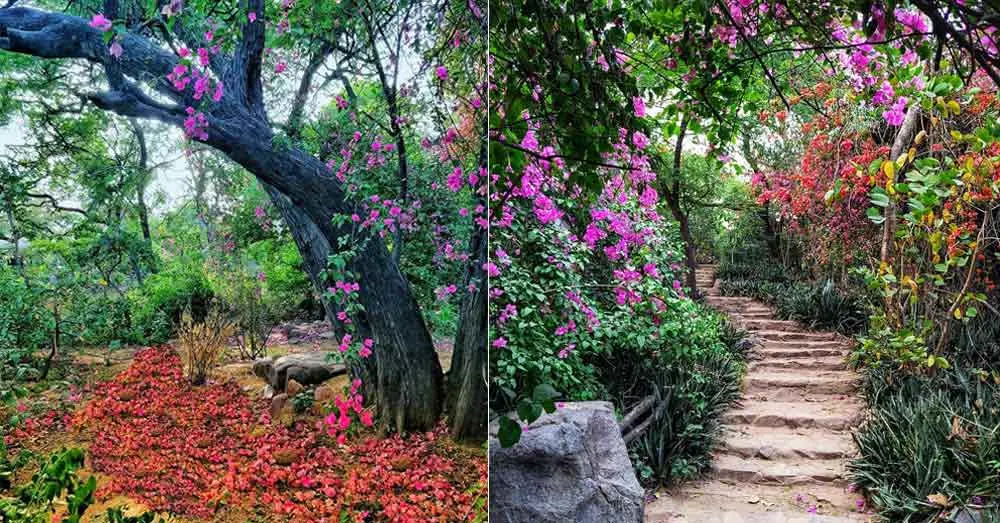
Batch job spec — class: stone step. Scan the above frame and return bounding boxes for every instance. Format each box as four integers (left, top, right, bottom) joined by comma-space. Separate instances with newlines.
722, 400, 860, 430
733, 311, 776, 319
645, 481, 868, 522
743, 388, 856, 403
712, 305, 773, 314
720, 425, 856, 461
758, 347, 849, 359
745, 372, 857, 396
750, 356, 847, 372
706, 296, 757, 303
755, 330, 839, 342
712, 454, 848, 486
738, 319, 811, 331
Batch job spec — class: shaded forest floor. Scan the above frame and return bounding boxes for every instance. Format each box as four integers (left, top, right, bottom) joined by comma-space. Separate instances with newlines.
2, 325, 481, 522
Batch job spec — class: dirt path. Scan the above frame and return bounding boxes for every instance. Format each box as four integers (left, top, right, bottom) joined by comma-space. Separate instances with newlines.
646, 265, 870, 522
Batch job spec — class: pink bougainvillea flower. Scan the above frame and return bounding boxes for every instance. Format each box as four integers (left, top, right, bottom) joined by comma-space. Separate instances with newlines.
275, 62, 287, 73
248, 11, 257, 22
109, 40, 123, 59
492, 337, 508, 348
632, 96, 646, 118
632, 130, 649, 150
447, 166, 464, 192
89, 13, 112, 32
161, 0, 183, 17
883, 97, 908, 126
435, 65, 448, 81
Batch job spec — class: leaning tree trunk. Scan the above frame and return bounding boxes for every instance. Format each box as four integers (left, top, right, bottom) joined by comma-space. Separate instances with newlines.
260, 183, 380, 400
211, 126, 443, 433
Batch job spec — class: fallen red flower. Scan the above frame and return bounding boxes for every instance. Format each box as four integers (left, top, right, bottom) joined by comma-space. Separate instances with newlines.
74, 346, 487, 522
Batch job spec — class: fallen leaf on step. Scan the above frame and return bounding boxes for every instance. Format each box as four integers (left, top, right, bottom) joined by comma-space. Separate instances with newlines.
747, 495, 760, 504
927, 493, 952, 507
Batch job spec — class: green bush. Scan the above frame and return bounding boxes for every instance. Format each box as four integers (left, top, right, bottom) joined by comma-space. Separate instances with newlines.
628, 349, 743, 484
243, 239, 316, 320
716, 260, 790, 283
849, 371, 1000, 521
595, 303, 747, 485
0, 267, 50, 382
127, 262, 213, 343
63, 292, 131, 347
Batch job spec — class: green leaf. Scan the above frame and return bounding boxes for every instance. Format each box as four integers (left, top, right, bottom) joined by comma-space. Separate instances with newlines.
516, 399, 542, 423
870, 190, 890, 208
532, 383, 561, 403
497, 417, 522, 448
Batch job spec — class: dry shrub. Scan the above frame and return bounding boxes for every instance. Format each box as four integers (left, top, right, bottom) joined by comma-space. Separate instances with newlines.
178, 306, 234, 385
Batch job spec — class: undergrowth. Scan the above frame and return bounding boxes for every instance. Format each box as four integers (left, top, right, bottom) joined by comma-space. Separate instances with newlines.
850, 366, 1000, 521
717, 261, 866, 335
596, 306, 748, 485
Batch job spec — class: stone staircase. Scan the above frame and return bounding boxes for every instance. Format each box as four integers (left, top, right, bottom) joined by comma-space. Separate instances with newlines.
646, 265, 870, 522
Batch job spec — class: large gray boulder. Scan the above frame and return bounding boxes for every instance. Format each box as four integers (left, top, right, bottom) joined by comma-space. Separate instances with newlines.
252, 352, 346, 392
489, 401, 644, 523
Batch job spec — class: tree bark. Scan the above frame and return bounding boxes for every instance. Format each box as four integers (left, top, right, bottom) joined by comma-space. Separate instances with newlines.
197, 109, 444, 432
128, 118, 153, 243
446, 122, 488, 441
669, 203, 698, 294
879, 107, 921, 267
665, 114, 696, 294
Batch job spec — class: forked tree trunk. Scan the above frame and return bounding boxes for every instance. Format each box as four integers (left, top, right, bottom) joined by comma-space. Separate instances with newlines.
666, 114, 696, 294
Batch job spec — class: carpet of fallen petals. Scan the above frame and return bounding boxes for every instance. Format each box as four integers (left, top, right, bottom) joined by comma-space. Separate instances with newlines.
70, 346, 486, 522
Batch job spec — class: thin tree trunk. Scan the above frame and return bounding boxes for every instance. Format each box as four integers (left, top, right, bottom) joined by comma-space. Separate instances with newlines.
129, 118, 153, 243
363, 12, 409, 264
38, 303, 59, 381
879, 107, 921, 267
667, 114, 697, 293
447, 121, 488, 441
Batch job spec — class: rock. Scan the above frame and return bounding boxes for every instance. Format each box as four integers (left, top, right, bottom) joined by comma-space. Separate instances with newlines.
252, 358, 274, 379
261, 384, 275, 400
252, 352, 347, 392
489, 401, 644, 523
269, 393, 289, 419
286, 379, 304, 397
314, 383, 338, 404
